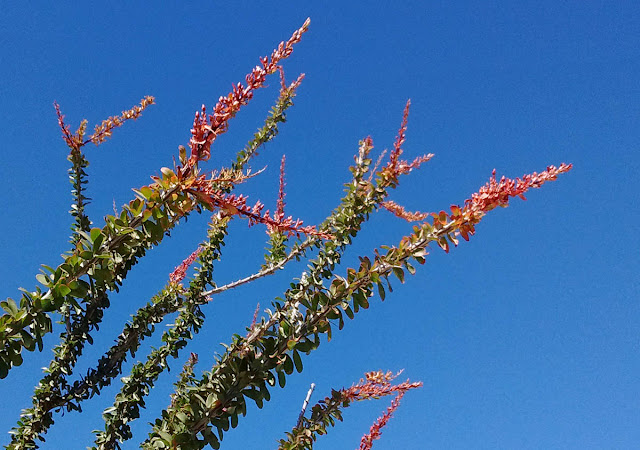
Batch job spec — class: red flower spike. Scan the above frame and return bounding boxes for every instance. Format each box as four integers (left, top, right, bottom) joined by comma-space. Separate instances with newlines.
381, 201, 428, 222
460, 164, 573, 222
275, 155, 287, 224
187, 19, 310, 167
358, 392, 405, 450
278, 66, 287, 91
377, 101, 434, 183
388, 100, 410, 169
326, 370, 421, 450
283, 73, 305, 95
169, 247, 203, 285
54, 102, 77, 149
368, 149, 387, 181
246, 302, 261, 338
341, 370, 421, 403
89, 96, 155, 145
185, 178, 331, 239
421, 164, 573, 252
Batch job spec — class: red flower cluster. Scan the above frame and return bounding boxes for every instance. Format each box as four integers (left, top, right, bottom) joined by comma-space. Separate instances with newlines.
399, 164, 573, 253
379, 100, 434, 182
337, 370, 421, 450
54, 96, 155, 150
358, 393, 405, 450
182, 152, 330, 239
169, 246, 203, 285
441, 164, 573, 245
388, 100, 410, 169
274, 155, 287, 224
54, 102, 77, 149
462, 164, 573, 218
342, 370, 422, 403
90, 96, 155, 145
381, 200, 429, 222
246, 302, 261, 338
188, 18, 310, 166
186, 176, 330, 239
277, 66, 305, 95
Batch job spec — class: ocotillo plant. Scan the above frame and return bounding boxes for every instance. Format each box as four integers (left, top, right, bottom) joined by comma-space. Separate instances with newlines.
0, 18, 571, 449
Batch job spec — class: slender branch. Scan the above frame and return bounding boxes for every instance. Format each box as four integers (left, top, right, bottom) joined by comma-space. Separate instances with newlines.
296, 383, 315, 428
203, 240, 312, 297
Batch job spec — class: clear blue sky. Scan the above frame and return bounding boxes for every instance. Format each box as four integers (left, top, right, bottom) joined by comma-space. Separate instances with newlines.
1, 2, 638, 449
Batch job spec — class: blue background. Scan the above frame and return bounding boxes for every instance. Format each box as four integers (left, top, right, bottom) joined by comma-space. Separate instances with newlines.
0, 2, 638, 448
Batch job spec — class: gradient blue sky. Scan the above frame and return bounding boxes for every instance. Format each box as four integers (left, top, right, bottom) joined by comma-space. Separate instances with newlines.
1, 2, 638, 449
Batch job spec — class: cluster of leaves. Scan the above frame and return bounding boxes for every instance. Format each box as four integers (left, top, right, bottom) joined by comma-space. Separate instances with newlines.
2, 18, 571, 450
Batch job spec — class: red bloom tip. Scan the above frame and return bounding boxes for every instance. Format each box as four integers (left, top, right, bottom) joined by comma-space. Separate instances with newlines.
376, 103, 433, 184
335, 369, 421, 450
358, 393, 405, 450
186, 21, 309, 168
389, 100, 411, 168
462, 163, 573, 220
89, 96, 155, 146
423, 163, 573, 250
381, 200, 428, 222
341, 370, 422, 402
169, 247, 203, 285
278, 66, 287, 91
276, 155, 287, 221
246, 302, 261, 338
285, 72, 306, 94
54, 102, 76, 149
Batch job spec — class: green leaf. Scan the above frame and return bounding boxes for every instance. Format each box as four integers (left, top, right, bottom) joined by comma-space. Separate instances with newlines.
90, 227, 102, 242
283, 355, 294, 375
160, 167, 176, 178
277, 369, 286, 388
140, 186, 154, 199
157, 431, 174, 445
204, 432, 220, 449
54, 284, 72, 297
243, 389, 262, 402
392, 267, 405, 283
9, 350, 23, 367
70, 280, 89, 298
0, 359, 9, 379
405, 261, 416, 275
353, 290, 365, 307
41, 264, 56, 274
293, 350, 303, 373
1, 298, 18, 315
295, 340, 313, 353
35, 274, 50, 286
344, 305, 354, 319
